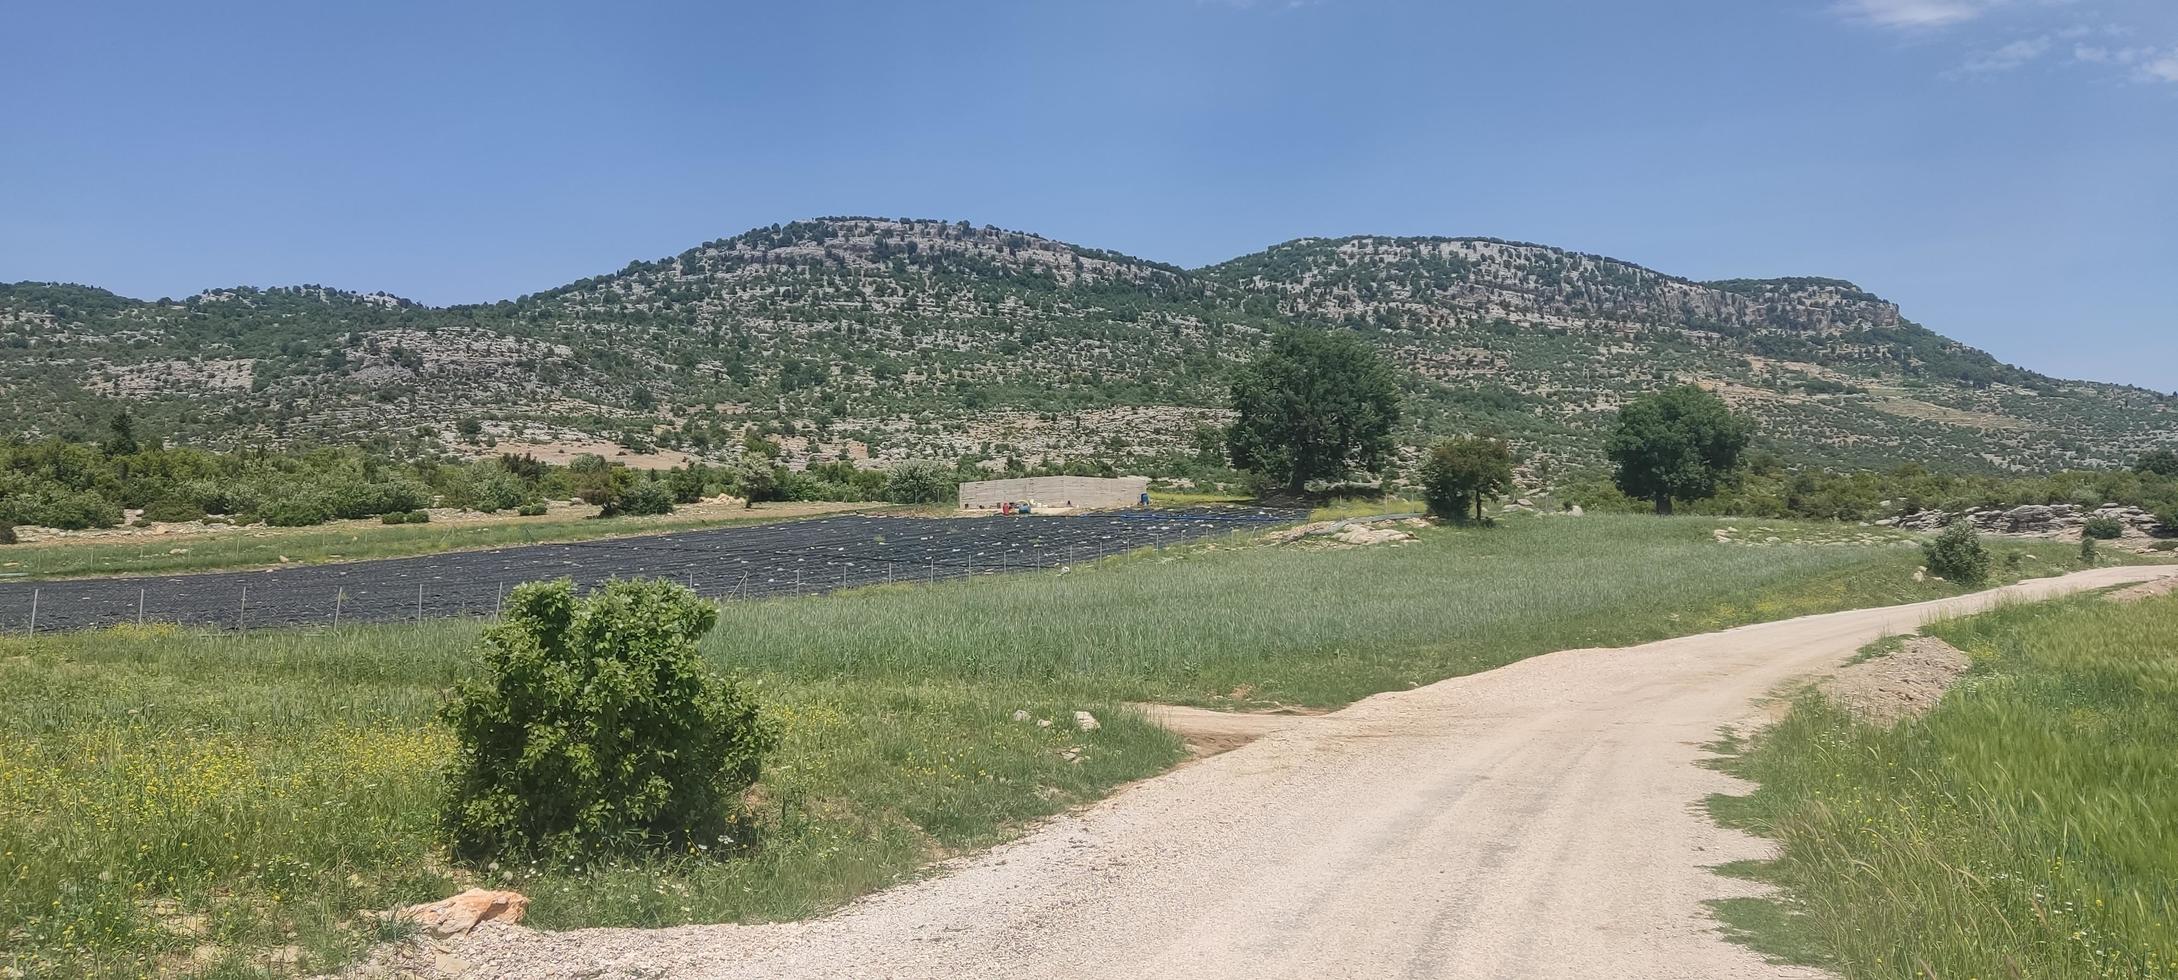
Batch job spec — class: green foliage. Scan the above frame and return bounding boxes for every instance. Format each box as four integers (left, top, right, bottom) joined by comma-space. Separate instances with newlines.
380, 512, 407, 525
2136, 448, 2178, 477
666, 464, 711, 504
516, 502, 549, 517
403, 509, 430, 524
599, 479, 676, 518
440, 579, 773, 863
1922, 521, 1990, 587
2082, 515, 2124, 540
884, 460, 959, 504
1713, 598, 2178, 978
2078, 534, 2097, 565
731, 458, 785, 507
1225, 329, 1402, 495
0, 523, 15, 545
1605, 386, 1753, 515
140, 498, 210, 529
447, 464, 528, 513
1419, 436, 1515, 522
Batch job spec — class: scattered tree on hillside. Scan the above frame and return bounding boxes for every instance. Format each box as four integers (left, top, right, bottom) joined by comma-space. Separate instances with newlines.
1225, 329, 1402, 496
1420, 436, 1515, 523
2136, 449, 2178, 477
1606, 386, 1752, 515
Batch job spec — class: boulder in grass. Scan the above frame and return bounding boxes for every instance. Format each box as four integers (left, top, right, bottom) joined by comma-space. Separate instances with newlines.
1073, 710, 1100, 732
393, 889, 530, 938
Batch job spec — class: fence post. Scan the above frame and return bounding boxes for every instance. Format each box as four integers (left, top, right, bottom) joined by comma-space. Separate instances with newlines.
238, 585, 248, 632
27, 588, 37, 636
416, 584, 424, 623
495, 582, 504, 616
137, 587, 146, 626
333, 588, 344, 629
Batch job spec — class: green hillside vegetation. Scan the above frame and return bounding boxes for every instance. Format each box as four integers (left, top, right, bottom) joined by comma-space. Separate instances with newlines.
5, 219, 2170, 479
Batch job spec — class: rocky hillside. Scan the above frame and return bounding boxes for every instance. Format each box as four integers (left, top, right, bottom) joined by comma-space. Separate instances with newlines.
2, 218, 2170, 474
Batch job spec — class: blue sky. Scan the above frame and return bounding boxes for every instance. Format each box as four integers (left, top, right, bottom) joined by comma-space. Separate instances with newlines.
3, 1, 2173, 390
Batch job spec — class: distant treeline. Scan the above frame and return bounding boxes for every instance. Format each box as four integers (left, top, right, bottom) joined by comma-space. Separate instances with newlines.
0, 414, 1145, 536
1565, 451, 2178, 527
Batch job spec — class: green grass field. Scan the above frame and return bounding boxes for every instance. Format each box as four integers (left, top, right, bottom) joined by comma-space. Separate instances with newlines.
0, 515, 2117, 977
1710, 593, 2178, 978
0, 502, 876, 580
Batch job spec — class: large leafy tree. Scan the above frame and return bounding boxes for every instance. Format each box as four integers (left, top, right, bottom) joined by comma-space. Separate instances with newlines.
1420, 436, 1516, 522
1226, 329, 1402, 496
1606, 385, 1752, 515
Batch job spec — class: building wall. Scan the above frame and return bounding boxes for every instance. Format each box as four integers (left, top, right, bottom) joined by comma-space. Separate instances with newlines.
957, 476, 1150, 511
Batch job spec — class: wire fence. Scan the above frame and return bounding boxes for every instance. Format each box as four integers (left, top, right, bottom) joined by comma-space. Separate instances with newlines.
0, 508, 1299, 633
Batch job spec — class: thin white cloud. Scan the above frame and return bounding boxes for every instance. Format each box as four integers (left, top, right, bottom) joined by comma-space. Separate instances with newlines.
2140, 52, 2178, 82
1959, 35, 2053, 72
1835, 0, 1994, 29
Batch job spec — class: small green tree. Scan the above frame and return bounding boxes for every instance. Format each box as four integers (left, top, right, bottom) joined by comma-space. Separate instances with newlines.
600, 479, 675, 518
567, 454, 632, 508
1606, 386, 1753, 515
2079, 534, 2098, 566
1420, 436, 1515, 522
1923, 521, 1991, 587
731, 458, 783, 508
884, 460, 958, 505
1226, 329, 1402, 496
441, 579, 773, 863
2081, 516, 2124, 540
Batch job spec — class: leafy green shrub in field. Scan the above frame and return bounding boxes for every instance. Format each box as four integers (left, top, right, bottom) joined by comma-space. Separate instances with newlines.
403, 509, 431, 524
2081, 515, 2124, 540
441, 579, 773, 863
600, 479, 675, 518
446, 466, 527, 513
263, 496, 334, 527
380, 512, 407, 525
1419, 436, 1514, 522
2078, 535, 2097, 565
1922, 521, 1990, 587
884, 460, 958, 504
0, 523, 15, 545
516, 502, 548, 517
138, 497, 208, 523
331, 480, 431, 520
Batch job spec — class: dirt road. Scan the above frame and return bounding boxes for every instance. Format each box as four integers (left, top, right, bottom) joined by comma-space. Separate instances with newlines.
440, 565, 2174, 980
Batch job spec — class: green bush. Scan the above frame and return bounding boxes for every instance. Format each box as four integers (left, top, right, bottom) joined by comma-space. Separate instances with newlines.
403, 509, 431, 524
2082, 516, 2124, 540
516, 502, 548, 517
0, 524, 15, 545
139, 498, 209, 523
600, 479, 675, 518
439, 579, 772, 862
330, 480, 431, 520
380, 512, 407, 525
884, 460, 959, 505
2079, 535, 2098, 566
25, 488, 124, 530
262, 496, 333, 528
1923, 521, 1991, 587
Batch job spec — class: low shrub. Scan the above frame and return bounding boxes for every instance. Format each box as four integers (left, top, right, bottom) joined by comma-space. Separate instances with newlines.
403, 510, 431, 524
0, 524, 15, 545
262, 496, 333, 528
599, 480, 675, 518
516, 502, 548, 517
380, 512, 407, 525
440, 579, 773, 863
139, 498, 209, 523
1923, 521, 1990, 587
2082, 516, 2124, 540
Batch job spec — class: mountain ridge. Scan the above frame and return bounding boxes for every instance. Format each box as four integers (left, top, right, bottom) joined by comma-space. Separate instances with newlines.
3, 217, 2170, 476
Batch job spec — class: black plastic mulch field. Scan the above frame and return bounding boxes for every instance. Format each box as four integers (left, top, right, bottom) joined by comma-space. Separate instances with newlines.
0, 508, 1297, 633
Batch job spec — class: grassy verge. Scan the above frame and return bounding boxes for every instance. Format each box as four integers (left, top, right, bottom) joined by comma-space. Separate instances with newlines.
0, 515, 2112, 976
0, 502, 878, 581
1709, 593, 2178, 978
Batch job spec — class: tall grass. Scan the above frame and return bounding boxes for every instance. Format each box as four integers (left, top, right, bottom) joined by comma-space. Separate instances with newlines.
0, 514, 2094, 976
1711, 595, 2178, 978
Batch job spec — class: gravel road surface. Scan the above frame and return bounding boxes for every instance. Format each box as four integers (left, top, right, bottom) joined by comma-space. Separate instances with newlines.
0, 509, 1287, 632
433, 564, 2175, 980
